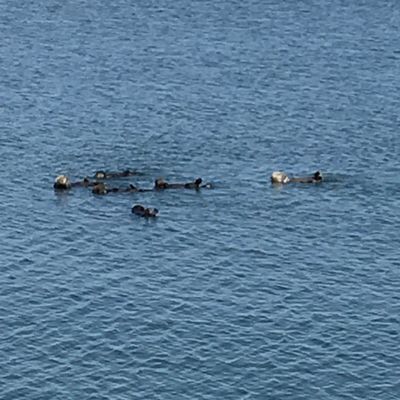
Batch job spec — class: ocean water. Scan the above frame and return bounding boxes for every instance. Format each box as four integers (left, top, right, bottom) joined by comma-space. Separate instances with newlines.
1, 0, 400, 398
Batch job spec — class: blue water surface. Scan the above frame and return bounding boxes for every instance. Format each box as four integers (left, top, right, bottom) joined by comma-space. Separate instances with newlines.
1, 0, 400, 399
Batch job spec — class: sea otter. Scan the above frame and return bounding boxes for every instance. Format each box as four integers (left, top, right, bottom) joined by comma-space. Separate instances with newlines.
271, 171, 322, 184
94, 169, 140, 180
54, 175, 93, 190
92, 182, 114, 195
154, 177, 205, 190
54, 175, 71, 190
92, 183, 144, 195
132, 204, 159, 217
270, 171, 290, 184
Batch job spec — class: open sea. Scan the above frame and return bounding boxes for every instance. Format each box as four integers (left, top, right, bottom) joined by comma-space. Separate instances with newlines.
1, 0, 400, 399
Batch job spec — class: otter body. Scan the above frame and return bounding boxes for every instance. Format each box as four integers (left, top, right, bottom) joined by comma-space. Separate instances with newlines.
92, 182, 109, 195
154, 177, 205, 190
271, 171, 322, 184
132, 204, 159, 217
94, 169, 140, 180
92, 183, 142, 195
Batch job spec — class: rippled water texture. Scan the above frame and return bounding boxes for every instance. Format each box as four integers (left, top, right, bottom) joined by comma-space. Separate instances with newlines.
1, 0, 400, 398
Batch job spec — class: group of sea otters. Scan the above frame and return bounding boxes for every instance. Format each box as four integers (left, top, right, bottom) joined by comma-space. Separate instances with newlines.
54, 169, 323, 217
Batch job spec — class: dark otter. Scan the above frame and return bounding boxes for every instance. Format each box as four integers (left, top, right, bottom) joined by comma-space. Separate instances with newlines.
92, 182, 109, 195
92, 183, 147, 194
71, 177, 96, 188
313, 171, 322, 181
125, 184, 139, 192
154, 177, 204, 190
124, 184, 154, 193
94, 169, 140, 180
290, 171, 323, 183
132, 204, 159, 217
92, 183, 129, 194
184, 178, 203, 189
154, 178, 169, 190
271, 171, 322, 184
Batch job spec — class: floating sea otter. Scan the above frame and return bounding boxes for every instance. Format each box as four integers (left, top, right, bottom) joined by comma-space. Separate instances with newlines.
94, 169, 140, 180
91, 177, 210, 194
54, 169, 141, 190
92, 182, 111, 195
54, 175, 94, 190
271, 171, 322, 184
154, 177, 211, 190
92, 183, 142, 195
132, 204, 159, 217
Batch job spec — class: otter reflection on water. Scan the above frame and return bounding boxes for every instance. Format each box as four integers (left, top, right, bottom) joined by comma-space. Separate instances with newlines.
271, 171, 322, 184
132, 204, 159, 218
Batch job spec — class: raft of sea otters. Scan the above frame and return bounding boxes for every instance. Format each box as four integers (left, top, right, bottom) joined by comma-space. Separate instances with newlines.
54, 169, 323, 217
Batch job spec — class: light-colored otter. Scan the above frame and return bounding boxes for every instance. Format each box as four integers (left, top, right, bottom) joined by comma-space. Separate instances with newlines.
271, 171, 322, 184
132, 204, 159, 217
54, 175, 72, 190
54, 175, 94, 190
94, 171, 106, 180
271, 171, 290, 184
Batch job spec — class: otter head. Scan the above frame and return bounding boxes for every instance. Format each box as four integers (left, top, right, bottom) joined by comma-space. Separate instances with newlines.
154, 178, 167, 189
92, 182, 107, 195
54, 175, 71, 190
82, 177, 90, 187
313, 171, 322, 182
195, 178, 203, 186
95, 170, 106, 180
271, 171, 290, 184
